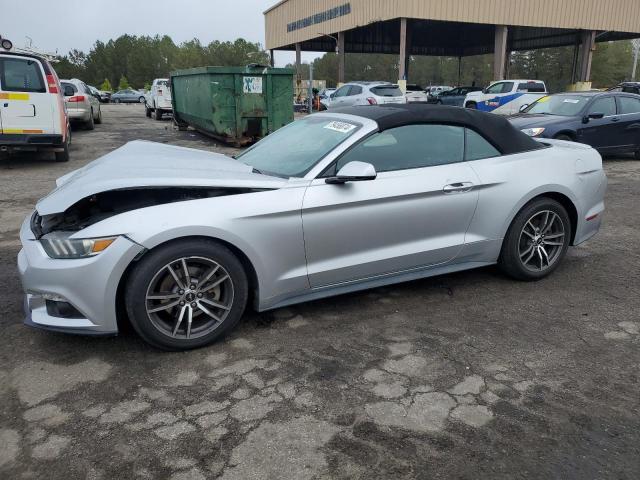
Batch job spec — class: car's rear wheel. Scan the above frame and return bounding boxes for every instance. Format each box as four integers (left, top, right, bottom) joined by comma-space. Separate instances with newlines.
95, 107, 102, 124
85, 109, 95, 130
139, 96, 145, 103
54, 135, 70, 162
499, 198, 571, 281
125, 239, 248, 350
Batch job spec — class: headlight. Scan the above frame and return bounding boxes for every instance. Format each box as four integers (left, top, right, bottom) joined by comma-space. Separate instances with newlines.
40, 232, 117, 259
521, 127, 545, 137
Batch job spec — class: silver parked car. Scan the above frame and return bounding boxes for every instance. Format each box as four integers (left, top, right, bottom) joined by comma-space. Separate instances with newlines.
324, 82, 407, 109
18, 105, 606, 350
61, 79, 102, 129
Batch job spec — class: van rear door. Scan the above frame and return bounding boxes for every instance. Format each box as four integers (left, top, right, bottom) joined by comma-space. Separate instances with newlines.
0, 55, 54, 134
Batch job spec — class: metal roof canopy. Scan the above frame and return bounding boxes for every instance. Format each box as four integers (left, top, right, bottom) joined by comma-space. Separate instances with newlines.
275, 18, 640, 57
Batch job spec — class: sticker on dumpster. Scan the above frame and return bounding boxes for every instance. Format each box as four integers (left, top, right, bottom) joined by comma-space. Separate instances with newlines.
243, 77, 263, 94
324, 121, 356, 133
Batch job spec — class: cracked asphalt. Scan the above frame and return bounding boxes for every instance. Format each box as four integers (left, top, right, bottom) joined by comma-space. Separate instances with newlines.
1, 104, 639, 479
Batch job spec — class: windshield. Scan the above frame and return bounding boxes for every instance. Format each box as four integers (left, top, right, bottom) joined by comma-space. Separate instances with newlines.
236, 116, 362, 178
525, 95, 589, 116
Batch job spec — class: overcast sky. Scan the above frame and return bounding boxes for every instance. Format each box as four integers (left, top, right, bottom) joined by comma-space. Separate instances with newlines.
1, 0, 320, 66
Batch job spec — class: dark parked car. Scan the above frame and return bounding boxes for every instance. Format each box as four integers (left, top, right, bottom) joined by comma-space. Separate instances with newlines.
608, 82, 640, 95
508, 92, 640, 158
435, 86, 483, 106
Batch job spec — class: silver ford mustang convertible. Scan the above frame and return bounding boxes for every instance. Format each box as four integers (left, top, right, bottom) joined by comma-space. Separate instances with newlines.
18, 105, 606, 350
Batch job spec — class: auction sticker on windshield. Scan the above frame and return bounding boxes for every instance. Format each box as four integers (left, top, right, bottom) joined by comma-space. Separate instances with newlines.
324, 121, 356, 133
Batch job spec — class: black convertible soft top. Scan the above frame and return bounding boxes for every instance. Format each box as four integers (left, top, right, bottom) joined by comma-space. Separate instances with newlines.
332, 104, 544, 155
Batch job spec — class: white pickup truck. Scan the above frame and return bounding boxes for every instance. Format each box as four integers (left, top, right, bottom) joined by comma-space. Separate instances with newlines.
463, 79, 548, 115
145, 78, 172, 120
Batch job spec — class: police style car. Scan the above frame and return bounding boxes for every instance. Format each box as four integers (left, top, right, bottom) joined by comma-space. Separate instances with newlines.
464, 79, 547, 115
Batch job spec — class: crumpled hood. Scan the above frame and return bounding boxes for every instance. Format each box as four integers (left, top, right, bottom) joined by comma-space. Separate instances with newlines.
37, 140, 287, 215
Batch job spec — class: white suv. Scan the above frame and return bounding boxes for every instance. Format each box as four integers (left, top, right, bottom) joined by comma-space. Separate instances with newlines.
145, 78, 172, 120
324, 82, 407, 109
0, 51, 70, 161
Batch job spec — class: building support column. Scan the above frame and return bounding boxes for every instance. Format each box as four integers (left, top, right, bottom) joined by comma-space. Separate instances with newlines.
579, 30, 596, 83
269, 49, 275, 67
398, 18, 408, 91
457, 56, 462, 85
337, 31, 345, 86
493, 25, 508, 81
295, 43, 302, 101
570, 35, 580, 84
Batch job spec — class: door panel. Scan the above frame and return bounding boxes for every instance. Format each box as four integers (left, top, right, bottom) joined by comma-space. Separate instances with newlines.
579, 96, 619, 152
615, 96, 640, 150
302, 164, 479, 287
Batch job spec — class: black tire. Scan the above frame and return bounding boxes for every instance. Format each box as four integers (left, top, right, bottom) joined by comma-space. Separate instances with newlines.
634, 150, 640, 160
139, 96, 145, 103
154, 108, 163, 120
85, 109, 95, 130
95, 107, 102, 124
466, 102, 477, 109
145, 105, 151, 118
554, 134, 573, 142
54, 136, 70, 162
498, 198, 571, 281
125, 238, 249, 350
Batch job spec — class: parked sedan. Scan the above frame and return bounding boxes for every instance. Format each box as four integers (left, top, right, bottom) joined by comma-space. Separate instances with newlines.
110, 89, 146, 104
61, 79, 102, 130
436, 86, 483, 106
19, 105, 606, 350
509, 92, 640, 158
325, 82, 406, 109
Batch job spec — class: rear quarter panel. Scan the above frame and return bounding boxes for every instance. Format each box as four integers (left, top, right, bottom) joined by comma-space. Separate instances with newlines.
463, 142, 603, 262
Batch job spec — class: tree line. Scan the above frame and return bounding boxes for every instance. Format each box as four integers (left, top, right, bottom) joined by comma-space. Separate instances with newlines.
54, 35, 271, 90
54, 34, 634, 93
292, 40, 636, 92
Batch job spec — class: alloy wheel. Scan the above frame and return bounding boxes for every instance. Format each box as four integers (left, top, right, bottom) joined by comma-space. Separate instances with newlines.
518, 210, 566, 272
145, 256, 234, 339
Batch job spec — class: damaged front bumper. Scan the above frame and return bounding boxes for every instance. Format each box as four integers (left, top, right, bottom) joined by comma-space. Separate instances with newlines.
18, 213, 145, 335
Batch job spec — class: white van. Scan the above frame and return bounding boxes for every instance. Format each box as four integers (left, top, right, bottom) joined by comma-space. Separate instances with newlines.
145, 78, 172, 120
0, 51, 70, 161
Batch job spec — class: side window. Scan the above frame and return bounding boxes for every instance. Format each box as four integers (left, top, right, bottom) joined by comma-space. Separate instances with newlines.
465, 129, 501, 161
348, 85, 362, 96
333, 86, 349, 98
336, 124, 465, 173
0, 58, 46, 93
518, 82, 545, 93
617, 96, 640, 114
485, 82, 505, 94
589, 97, 617, 116
500, 82, 514, 93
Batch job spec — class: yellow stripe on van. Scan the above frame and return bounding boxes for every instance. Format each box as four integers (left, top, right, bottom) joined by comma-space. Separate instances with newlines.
0, 129, 44, 134
0, 93, 30, 100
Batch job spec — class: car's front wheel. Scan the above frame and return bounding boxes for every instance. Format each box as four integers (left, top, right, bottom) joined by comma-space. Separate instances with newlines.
125, 238, 248, 350
499, 198, 571, 281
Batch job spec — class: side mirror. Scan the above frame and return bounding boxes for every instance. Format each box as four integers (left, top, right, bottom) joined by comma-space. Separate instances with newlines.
519, 104, 529, 113
583, 112, 604, 123
325, 161, 377, 185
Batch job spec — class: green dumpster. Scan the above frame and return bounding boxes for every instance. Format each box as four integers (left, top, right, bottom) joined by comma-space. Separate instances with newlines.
170, 65, 294, 146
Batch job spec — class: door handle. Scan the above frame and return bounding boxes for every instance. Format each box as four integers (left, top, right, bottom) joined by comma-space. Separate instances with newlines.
443, 182, 474, 194
611, 117, 620, 122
